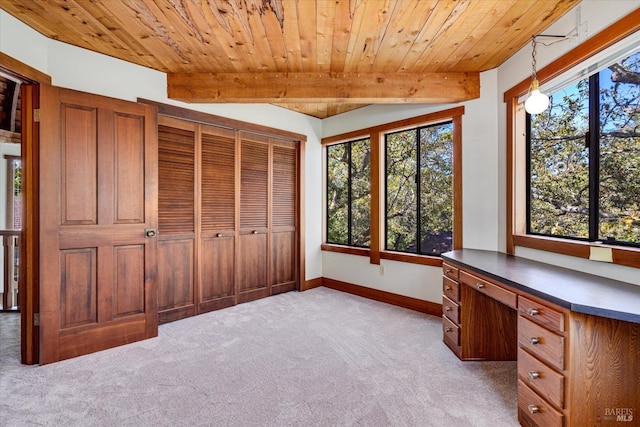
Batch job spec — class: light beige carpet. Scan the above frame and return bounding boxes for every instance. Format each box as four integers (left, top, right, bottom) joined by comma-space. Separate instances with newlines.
0, 287, 518, 426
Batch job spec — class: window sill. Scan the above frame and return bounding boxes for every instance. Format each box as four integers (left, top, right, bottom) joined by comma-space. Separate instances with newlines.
321, 244, 446, 267
321, 244, 370, 257
380, 251, 443, 267
513, 234, 640, 269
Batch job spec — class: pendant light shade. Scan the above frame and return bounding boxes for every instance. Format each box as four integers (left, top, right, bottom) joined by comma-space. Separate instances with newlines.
524, 37, 550, 115
525, 79, 549, 114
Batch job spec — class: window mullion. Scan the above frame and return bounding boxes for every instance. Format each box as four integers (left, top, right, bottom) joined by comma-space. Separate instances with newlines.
347, 143, 353, 246
415, 129, 422, 255
588, 74, 600, 241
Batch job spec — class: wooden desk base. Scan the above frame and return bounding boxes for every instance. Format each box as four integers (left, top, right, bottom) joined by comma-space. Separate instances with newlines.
442, 260, 640, 427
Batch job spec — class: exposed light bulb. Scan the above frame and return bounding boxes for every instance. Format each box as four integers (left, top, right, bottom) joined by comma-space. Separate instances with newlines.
524, 79, 549, 114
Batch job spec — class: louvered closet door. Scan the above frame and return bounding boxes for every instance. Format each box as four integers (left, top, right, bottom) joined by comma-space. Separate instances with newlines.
157, 117, 196, 323
200, 125, 237, 312
271, 139, 298, 294
238, 132, 270, 303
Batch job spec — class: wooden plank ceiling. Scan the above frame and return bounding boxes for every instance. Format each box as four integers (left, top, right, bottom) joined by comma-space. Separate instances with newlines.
1, 0, 579, 118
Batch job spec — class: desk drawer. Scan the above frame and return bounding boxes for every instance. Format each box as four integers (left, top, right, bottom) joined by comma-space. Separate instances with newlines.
442, 262, 459, 281
460, 270, 517, 309
518, 380, 563, 427
442, 295, 460, 324
443, 276, 460, 302
519, 296, 565, 333
518, 316, 564, 371
518, 347, 564, 409
442, 315, 460, 346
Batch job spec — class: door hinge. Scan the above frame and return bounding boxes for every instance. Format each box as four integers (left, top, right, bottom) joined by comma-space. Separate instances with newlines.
33, 109, 40, 122
34, 313, 40, 326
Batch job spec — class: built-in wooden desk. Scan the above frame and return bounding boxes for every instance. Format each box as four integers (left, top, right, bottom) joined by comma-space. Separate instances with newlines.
441, 249, 640, 427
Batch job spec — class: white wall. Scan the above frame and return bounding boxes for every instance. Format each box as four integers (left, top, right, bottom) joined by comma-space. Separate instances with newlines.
0, 10, 324, 281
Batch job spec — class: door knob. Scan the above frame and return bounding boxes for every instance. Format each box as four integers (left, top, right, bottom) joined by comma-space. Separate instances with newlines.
145, 228, 158, 238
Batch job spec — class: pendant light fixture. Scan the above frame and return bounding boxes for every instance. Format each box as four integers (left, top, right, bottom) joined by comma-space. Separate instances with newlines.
524, 36, 550, 115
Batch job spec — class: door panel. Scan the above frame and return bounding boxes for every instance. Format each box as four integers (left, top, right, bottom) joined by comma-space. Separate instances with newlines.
200, 235, 235, 312
39, 85, 158, 364
157, 238, 194, 318
113, 244, 145, 317
271, 232, 296, 294
60, 248, 97, 328
114, 113, 145, 223
61, 105, 97, 225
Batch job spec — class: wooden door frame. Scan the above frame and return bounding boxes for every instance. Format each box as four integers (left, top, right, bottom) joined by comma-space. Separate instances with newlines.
0, 53, 51, 364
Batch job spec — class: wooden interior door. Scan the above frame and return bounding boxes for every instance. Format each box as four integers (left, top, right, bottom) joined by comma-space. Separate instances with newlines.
39, 85, 158, 364
199, 124, 236, 312
238, 132, 269, 303
157, 117, 196, 323
271, 138, 298, 294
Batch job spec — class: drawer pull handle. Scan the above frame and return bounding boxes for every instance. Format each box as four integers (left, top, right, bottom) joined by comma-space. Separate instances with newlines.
528, 308, 540, 316
216, 233, 223, 237
529, 337, 540, 345
445, 307, 452, 312
445, 268, 453, 273
528, 405, 540, 414
445, 327, 452, 333
528, 371, 540, 380
445, 285, 451, 291
476, 283, 484, 289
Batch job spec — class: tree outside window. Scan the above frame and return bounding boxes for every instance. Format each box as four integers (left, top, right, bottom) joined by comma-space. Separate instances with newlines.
326, 138, 370, 247
385, 122, 454, 255
528, 49, 640, 246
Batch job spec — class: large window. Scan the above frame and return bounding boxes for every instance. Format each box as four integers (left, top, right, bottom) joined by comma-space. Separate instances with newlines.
385, 122, 454, 255
326, 138, 371, 247
527, 49, 640, 247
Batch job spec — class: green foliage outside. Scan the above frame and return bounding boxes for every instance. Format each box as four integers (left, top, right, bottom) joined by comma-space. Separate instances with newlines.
386, 123, 453, 255
529, 50, 640, 245
326, 139, 370, 247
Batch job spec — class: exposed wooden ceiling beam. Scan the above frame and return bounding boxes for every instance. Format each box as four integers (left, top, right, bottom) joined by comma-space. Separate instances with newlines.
167, 72, 480, 104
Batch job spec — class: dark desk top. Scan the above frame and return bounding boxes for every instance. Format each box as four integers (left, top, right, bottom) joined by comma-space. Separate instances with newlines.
441, 249, 640, 324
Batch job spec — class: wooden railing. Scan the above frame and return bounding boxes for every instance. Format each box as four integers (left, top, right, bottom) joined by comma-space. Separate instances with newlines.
0, 230, 20, 311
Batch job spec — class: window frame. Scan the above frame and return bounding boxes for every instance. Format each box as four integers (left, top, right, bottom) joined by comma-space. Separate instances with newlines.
325, 137, 371, 248
322, 107, 463, 267
384, 121, 455, 256
504, 9, 640, 268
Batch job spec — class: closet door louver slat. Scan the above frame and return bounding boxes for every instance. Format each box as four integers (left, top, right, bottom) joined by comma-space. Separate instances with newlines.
157, 122, 197, 323
271, 140, 297, 294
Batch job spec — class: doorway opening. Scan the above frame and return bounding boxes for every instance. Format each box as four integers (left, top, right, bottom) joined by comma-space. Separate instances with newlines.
0, 55, 43, 365
0, 69, 23, 363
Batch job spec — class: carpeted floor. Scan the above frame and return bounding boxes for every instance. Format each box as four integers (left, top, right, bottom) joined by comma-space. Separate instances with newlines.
0, 287, 518, 426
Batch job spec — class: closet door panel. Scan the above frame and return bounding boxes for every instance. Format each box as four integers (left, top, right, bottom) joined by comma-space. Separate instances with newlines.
238, 133, 269, 303
200, 125, 236, 310
157, 119, 196, 323
157, 238, 195, 322
271, 140, 297, 294
200, 235, 235, 312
